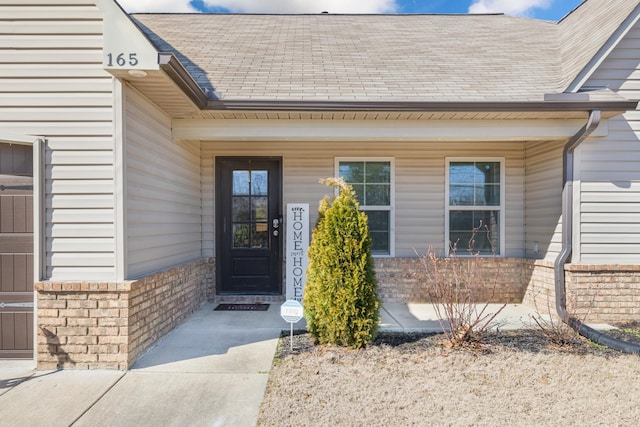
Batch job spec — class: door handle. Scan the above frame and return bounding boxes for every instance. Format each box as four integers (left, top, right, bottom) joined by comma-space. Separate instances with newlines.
272, 218, 280, 229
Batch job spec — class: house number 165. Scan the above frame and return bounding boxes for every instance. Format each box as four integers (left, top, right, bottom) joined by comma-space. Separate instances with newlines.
107, 53, 139, 67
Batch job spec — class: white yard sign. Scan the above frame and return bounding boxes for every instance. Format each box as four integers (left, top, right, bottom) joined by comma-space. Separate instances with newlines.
286, 203, 309, 301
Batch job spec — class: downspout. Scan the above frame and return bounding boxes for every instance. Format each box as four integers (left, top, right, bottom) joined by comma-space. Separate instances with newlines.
555, 109, 640, 354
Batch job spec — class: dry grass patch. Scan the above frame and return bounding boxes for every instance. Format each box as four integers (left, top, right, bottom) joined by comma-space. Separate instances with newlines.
257, 331, 640, 426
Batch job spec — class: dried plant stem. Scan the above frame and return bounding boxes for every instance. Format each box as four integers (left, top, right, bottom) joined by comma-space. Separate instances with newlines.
417, 223, 506, 347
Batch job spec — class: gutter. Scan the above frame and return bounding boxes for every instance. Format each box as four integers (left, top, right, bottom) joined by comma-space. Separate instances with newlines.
555, 109, 640, 354
158, 53, 209, 108
204, 99, 637, 113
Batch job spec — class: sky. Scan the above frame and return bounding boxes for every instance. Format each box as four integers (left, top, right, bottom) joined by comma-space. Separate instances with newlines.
117, 0, 585, 21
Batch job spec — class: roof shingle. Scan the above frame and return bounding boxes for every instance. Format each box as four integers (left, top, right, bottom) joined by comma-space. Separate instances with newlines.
130, 2, 639, 103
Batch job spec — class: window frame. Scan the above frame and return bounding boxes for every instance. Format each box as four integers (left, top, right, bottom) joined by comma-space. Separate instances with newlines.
445, 157, 505, 257
335, 157, 395, 257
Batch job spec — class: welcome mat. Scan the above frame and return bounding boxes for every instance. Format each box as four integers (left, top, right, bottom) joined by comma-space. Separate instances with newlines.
214, 303, 270, 311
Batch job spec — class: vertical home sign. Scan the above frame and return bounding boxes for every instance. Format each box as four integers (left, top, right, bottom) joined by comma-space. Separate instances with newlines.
286, 203, 309, 301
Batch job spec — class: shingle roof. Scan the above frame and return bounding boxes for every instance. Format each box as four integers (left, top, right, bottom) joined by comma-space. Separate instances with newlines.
130, 3, 638, 103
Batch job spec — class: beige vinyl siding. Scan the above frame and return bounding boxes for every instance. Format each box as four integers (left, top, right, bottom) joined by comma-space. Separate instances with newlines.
125, 87, 202, 278
202, 140, 525, 258
524, 140, 565, 261
576, 21, 640, 264
0, 1, 116, 281
559, 0, 640, 90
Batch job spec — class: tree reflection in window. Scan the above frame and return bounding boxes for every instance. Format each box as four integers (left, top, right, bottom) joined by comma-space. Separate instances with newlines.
448, 161, 501, 255
232, 169, 269, 248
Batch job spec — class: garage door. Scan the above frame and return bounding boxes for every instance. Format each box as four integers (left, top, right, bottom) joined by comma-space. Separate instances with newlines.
0, 143, 33, 359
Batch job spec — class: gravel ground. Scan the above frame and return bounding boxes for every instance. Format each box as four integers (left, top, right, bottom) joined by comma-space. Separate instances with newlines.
257, 330, 640, 427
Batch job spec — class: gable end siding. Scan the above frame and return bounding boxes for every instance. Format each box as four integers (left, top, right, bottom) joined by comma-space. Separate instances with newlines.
579, 22, 640, 264
0, 1, 117, 281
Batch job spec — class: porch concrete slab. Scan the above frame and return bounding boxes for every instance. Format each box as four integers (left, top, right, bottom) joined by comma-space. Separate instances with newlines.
75, 371, 268, 427
381, 303, 616, 332
0, 360, 35, 397
72, 302, 283, 427
133, 328, 280, 373
380, 303, 544, 332
132, 303, 283, 373
0, 369, 124, 427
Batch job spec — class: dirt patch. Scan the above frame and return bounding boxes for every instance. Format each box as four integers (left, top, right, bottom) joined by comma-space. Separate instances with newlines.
257, 330, 640, 426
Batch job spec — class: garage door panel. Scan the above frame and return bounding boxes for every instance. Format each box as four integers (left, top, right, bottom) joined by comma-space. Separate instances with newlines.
1, 312, 14, 349
0, 255, 33, 292
0, 311, 32, 358
0, 142, 33, 359
12, 255, 28, 292
0, 195, 32, 233
0, 234, 32, 253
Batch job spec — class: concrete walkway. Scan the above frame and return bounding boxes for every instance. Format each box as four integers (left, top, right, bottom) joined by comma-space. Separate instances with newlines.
0, 302, 601, 426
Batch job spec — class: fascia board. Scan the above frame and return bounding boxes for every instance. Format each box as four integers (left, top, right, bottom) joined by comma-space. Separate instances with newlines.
172, 118, 609, 142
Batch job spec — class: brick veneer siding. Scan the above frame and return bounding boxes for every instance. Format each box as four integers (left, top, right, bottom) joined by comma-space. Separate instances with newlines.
564, 264, 640, 323
522, 261, 640, 324
374, 257, 528, 304
35, 258, 213, 370
377, 257, 640, 323
522, 260, 556, 314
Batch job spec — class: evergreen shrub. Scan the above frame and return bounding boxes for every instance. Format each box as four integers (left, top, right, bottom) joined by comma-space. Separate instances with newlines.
303, 178, 380, 348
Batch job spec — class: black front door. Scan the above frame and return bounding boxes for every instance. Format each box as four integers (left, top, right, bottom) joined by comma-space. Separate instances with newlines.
216, 157, 282, 294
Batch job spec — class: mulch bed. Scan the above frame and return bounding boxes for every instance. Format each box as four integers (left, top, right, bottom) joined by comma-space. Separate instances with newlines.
276, 327, 636, 360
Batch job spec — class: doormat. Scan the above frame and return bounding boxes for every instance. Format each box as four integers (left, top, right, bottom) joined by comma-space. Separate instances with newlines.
214, 303, 270, 311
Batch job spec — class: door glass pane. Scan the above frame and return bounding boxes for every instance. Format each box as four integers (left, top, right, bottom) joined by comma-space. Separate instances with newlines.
230, 166, 271, 250
233, 224, 250, 248
251, 170, 268, 195
232, 197, 250, 222
252, 224, 268, 248
232, 171, 250, 195
253, 197, 268, 221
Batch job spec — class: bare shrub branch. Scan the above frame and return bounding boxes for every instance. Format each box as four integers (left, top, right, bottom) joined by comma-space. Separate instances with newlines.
529, 285, 600, 347
417, 222, 506, 347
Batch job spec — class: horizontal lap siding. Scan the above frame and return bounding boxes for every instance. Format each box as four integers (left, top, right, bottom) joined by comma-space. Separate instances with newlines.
579, 24, 640, 264
0, 1, 116, 281
524, 140, 564, 261
201, 140, 525, 258
125, 87, 202, 278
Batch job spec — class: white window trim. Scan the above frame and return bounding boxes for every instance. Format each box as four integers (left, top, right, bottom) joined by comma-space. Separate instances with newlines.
445, 157, 506, 257
335, 157, 395, 257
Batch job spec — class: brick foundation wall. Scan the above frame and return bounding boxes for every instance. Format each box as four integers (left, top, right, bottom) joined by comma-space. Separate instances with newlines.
522, 260, 556, 314
374, 257, 528, 304
564, 264, 640, 324
523, 261, 640, 324
376, 257, 640, 324
35, 258, 213, 370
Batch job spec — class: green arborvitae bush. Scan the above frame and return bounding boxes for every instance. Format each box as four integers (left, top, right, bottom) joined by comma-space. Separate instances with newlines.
303, 178, 380, 348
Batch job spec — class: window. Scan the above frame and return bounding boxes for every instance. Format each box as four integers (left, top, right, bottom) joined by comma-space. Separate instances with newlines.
446, 159, 504, 256
337, 159, 394, 256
